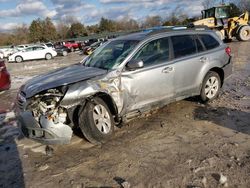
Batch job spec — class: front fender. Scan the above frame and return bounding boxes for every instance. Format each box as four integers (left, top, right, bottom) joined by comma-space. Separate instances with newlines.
60, 79, 124, 113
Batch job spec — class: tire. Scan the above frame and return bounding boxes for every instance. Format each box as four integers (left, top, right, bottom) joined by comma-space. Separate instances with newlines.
15, 56, 23, 63
79, 97, 114, 144
215, 30, 224, 41
236, 25, 250, 41
45, 53, 52, 60
62, 51, 67, 56
200, 71, 221, 102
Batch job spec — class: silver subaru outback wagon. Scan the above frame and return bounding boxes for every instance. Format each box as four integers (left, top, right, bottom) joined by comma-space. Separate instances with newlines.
16, 28, 232, 145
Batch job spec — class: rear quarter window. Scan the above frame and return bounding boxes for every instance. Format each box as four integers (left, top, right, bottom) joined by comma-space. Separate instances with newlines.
199, 34, 220, 50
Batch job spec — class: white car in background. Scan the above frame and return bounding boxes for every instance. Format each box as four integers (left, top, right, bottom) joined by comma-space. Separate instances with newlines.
0, 48, 15, 58
8, 45, 57, 63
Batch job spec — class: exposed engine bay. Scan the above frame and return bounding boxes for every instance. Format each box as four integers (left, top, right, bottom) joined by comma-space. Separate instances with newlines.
18, 88, 73, 145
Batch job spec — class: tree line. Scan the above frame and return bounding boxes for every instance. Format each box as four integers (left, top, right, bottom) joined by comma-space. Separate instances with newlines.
0, 1, 247, 46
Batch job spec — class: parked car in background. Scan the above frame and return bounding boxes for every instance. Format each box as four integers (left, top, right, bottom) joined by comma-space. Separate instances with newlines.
64, 41, 80, 52
16, 27, 232, 145
82, 41, 105, 55
84, 38, 98, 47
0, 48, 16, 58
0, 60, 11, 91
40, 42, 54, 49
55, 45, 70, 56
8, 45, 57, 63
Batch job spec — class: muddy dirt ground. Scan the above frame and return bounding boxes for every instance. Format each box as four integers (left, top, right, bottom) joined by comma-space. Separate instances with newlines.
0, 42, 249, 188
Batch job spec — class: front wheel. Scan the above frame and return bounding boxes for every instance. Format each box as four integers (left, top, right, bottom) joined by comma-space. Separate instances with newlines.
236, 25, 250, 41
79, 97, 114, 144
200, 71, 221, 102
45, 53, 52, 60
15, 56, 23, 63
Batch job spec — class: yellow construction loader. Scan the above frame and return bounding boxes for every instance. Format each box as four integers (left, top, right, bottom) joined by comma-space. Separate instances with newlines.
193, 5, 250, 41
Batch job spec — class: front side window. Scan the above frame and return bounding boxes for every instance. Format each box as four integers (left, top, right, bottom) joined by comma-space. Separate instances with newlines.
84, 40, 139, 70
131, 37, 169, 67
199, 34, 220, 50
171, 35, 196, 58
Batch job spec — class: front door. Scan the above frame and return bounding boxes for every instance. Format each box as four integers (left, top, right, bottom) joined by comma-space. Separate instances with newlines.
121, 37, 175, 113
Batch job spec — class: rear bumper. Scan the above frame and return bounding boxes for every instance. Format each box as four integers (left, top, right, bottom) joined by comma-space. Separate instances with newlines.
222, 56, 232, 81
18, 111, 72, 145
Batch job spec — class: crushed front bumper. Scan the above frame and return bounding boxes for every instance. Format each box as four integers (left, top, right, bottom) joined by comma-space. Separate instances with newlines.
18, 111, 72, 145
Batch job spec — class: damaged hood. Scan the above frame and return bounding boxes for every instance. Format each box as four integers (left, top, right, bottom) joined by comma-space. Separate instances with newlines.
21, 64, 107, 98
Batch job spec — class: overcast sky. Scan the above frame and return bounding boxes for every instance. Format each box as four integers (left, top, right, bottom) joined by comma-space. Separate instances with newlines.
0, 0, 206, 31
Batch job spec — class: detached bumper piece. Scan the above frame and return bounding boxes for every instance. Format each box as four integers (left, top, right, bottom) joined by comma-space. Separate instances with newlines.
18, 111, 72, 145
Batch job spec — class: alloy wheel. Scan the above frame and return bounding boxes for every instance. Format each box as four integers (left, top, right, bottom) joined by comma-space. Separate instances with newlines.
92, 104, 112, 134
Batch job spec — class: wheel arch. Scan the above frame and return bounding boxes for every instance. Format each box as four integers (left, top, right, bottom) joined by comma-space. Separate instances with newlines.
199, 67, 224, 93
45, 52, 52, 59
93, 92, 119, 119
15, 55, 23, 62
235, 25, 247, 35
69, 92, 120, 127
209, 67, 224, 87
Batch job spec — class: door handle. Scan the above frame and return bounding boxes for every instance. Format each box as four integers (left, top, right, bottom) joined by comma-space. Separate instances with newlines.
162, 66, 173, 73
200, 57, 208, 63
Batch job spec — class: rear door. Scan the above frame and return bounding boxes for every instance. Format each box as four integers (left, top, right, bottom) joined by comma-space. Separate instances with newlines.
32, 46, 46, 59
170, 34, 207, 98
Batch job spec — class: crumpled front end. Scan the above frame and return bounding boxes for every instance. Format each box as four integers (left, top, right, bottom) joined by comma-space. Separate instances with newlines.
16, 88, 73, 145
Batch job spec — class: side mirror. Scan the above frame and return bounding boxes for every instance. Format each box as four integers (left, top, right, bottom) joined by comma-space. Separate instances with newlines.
126, 59, 144, 70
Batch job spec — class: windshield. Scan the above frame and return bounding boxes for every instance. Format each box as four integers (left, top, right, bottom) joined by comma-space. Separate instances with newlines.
215, 7, 230, 18
84, 39, 139, 70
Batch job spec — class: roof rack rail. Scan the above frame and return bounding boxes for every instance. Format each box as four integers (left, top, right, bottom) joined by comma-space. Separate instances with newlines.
144, 25, 210, 35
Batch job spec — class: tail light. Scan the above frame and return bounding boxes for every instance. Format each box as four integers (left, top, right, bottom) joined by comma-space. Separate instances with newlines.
225, 47, 231, 56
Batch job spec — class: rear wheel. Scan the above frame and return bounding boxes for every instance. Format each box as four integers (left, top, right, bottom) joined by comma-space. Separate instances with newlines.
200, 71, 221, 102
215, 30, 224, 41
45, 53, 52, 60
15, 56, 23, 63
236, 25, 250, 41
62, 51, 67, 56
79, 97, 114, 144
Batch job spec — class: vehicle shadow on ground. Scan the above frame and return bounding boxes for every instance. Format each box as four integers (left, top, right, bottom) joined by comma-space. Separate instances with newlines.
0, 123, 24, 188
193, 105, 250, 135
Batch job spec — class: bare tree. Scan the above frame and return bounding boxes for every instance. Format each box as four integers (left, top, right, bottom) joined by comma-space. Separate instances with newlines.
56, 21, 70, 39
202, 0, 216, 9
62, 15, 79, 26
14, 24, 29, 44
142, 16, 163, 28
236, 0, 250, 12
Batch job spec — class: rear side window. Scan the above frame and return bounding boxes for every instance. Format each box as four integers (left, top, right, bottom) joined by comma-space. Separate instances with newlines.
171, 35, 196, 59
195, 37, 205, 52
199, 34, 219, 50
